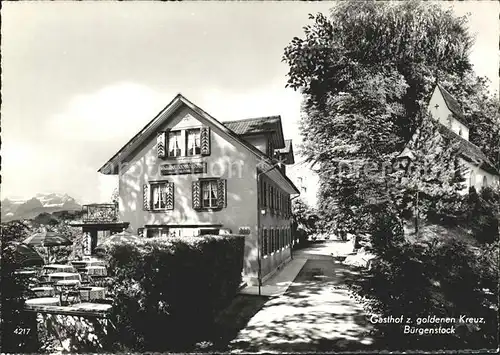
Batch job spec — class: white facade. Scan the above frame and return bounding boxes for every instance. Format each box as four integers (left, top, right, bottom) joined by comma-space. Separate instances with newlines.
99, 94, 300, 285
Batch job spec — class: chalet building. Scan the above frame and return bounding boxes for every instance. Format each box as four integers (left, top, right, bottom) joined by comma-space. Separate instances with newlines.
427, 84, 499, 191
97, 94, 300, 285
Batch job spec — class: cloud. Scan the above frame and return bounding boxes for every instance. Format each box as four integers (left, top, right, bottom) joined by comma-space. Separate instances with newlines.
48, 82, 172, 142
198, 85, 303, 142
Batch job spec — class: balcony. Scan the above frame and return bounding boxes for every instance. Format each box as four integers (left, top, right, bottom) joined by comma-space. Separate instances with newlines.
82, 203, 118, 223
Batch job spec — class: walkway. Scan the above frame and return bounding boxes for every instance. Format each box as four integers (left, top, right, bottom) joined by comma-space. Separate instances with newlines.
228, 241, 375, 353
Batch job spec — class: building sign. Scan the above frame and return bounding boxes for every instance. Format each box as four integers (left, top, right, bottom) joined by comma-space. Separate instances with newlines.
160, 162, 206, 175
239, 227, 251, 235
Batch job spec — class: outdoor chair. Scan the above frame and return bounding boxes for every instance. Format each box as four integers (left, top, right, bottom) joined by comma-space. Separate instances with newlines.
60, 289, 81, 306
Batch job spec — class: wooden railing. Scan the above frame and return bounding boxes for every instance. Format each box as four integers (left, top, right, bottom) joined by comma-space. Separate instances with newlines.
82, 204, 118, 223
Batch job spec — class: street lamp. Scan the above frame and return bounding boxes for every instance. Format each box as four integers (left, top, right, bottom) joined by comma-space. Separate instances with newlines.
396, 148, 420, 235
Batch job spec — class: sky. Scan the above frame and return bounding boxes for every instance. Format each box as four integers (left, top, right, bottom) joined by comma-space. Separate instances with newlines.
2, 1, 498, 204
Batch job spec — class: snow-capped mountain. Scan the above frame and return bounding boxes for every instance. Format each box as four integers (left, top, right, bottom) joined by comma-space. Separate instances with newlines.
1, 193, 82, 222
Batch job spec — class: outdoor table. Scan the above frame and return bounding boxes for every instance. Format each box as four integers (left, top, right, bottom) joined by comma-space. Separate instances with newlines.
79, 287, 106, 301
43, 264, 76, 274
25, 297, 60, 307
55, 279, 81, 287
70, 302, 113, 313
48, 272, 81, 283
84, 266, 107, 276
31, 286, 55, 297
14, 270, 38, 277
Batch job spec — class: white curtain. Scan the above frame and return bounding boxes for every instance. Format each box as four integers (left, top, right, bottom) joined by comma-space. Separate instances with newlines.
211, 181, 218, 199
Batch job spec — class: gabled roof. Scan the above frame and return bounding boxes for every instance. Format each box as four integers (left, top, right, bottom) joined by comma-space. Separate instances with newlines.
438, 125, 499, 175
98, 93, 300, 194
222, 116, 285, 149
436, 84, 467, 124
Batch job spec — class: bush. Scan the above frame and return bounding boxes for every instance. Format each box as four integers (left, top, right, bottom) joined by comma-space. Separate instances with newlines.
104, 235, 245, 352
359, 236, 498, 350
426, 192, 468, 226
467, 187, 499, 244
426, 186, 499, 243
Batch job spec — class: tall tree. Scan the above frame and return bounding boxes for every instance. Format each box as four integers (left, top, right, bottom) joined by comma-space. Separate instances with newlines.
284, 0, 482, 233
284, 1, 475, 143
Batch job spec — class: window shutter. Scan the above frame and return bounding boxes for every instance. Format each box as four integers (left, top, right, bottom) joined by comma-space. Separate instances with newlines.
200, 127, 211, 156
166, 182, 174, 210
192, 181, 201, 210
263, 183, 267, 207
260, 228, 265, 256
217, 179, 227, 208
157, 132, 166, 159
143, 184, 151, 211
260, 179, 264, 207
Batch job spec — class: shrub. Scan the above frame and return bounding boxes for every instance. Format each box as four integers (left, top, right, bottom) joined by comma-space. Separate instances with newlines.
104, 235, 245, 352
426, 192, 468, 226
426, 186, 499, 243
467, 187, 499, 244
360, 236, 499, 350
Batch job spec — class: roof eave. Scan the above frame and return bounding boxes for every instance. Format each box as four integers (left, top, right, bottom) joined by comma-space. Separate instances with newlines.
98, 94, 185, 174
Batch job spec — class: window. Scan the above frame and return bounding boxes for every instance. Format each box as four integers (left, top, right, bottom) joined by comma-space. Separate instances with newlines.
201, 180, 218, 208
272, 229, 276, 252
276, 229, 280, 251
186, 129, 201, 156
271, 229, 275, 252
192, 179, 226, 210
262, 229, 268, 256
470, 171, 476, 188
152, 183, 168, 210
168, 131, 182, 157
263, 182, 267, 207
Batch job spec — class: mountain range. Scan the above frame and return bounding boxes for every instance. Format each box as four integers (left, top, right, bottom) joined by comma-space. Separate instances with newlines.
1, 193, 82, 222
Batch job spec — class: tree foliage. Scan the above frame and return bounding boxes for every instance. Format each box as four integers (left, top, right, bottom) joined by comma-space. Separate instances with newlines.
284, 1, 474, 142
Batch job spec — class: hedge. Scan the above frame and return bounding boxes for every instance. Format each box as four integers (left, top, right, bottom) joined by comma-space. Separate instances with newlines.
103, 234, 245, 352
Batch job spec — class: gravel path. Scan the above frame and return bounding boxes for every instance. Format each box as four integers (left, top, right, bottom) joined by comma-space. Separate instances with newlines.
229, 258, 374, 353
